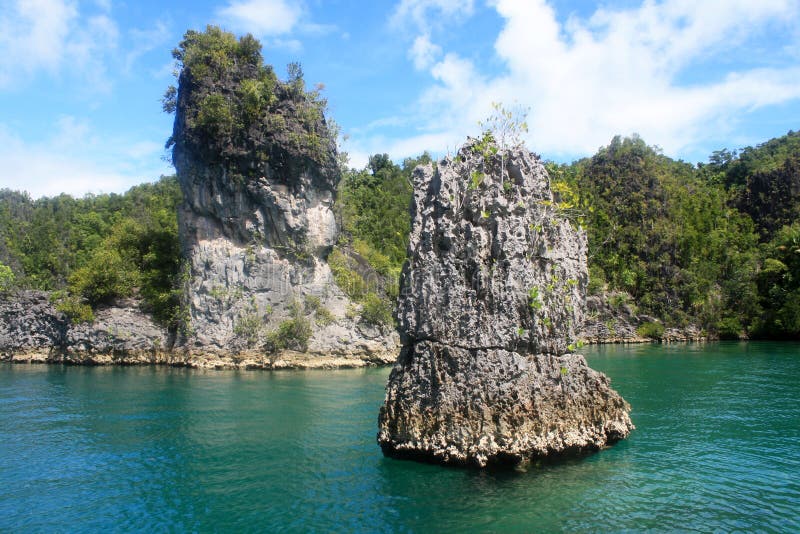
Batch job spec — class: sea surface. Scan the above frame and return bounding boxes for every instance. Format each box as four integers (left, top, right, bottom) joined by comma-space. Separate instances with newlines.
1, 342, 798, 532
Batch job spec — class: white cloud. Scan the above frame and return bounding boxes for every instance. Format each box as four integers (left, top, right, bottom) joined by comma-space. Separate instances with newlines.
391, 0, 476, 31
409, 34, 442, 70
0, 0, 119, 90
379, 0, 800, 162
124, 20, 171, 75
0, 118, 171, 199
0, 0, 77, 85
218, 0, 303, 36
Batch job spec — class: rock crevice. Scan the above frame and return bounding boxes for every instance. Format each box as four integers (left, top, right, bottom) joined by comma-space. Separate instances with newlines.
378, 138, 633, 467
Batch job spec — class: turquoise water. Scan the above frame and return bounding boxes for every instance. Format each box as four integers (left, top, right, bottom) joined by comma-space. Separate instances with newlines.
1, 342, 799, 532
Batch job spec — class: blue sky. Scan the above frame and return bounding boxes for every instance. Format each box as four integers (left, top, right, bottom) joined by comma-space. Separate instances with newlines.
1, 0, 799, 198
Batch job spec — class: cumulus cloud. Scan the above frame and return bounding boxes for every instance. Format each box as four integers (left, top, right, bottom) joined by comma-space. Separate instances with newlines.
217, 0, 337, 51
217, 0, 303, 36
409, 34, 442, 70
0, 118, 171, 199
380, 0, 800, 162
0, 0, 77, 85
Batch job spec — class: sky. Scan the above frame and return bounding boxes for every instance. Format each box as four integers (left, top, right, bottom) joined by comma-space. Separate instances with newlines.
1, 0, 799, 198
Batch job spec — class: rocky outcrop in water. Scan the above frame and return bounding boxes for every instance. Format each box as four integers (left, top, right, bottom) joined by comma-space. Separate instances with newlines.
0, 291, 170, 363
378, 137, 633, 467
0, 290, 391, 368
168, 28, 396, 359
581, 292, 708, 343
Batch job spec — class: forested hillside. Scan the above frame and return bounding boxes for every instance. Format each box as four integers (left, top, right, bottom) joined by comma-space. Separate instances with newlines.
0, 177, 182, 326
546, 132, 799, 338
1, 127, 797, 338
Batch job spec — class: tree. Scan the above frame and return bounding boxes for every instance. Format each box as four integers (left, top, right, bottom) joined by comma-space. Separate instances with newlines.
478, 101, 529, 152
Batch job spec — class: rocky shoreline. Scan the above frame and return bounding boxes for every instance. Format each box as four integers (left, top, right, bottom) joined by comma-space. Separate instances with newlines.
3, 349, 396, 370
0, 290, 397, 370
1, 289, 712, 371
581, 292, 709, 344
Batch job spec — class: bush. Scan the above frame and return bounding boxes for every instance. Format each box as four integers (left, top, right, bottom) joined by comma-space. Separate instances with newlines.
68, 248, 138, 305
304, 294, 335, 326
587, 265, 606, 295
196, 94, 235, 138
304, 294, 322, 313
234, 311, 264, 347
636, 321, 665, 340
55, 295, 95, 324
353, 239, 392, 277
360, 292, 393, 326
328, 248, 368, 300
314, 306, 335, 326
715, 317, 743, 340
267, 315, 312, 352
0, 263, 14, 293
608, 292, 629, 309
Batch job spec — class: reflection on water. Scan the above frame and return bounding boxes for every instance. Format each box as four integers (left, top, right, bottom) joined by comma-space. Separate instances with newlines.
1, 342, 799, 532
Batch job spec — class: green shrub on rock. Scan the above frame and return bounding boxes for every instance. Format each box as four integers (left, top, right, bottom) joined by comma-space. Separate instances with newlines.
54, 294, 95, 324
360, 292, 393, 326
68, 248, 138, 306
636, 321, 665, 340
328, 248, 368, 301
0, 263, 14, 294
266, 301, 312, 352
267, 316, 312, 352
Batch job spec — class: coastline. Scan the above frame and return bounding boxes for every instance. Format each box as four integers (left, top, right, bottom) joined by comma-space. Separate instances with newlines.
0, 290, 716, 371
1, 348, 397, 370
2, 334, 717, 371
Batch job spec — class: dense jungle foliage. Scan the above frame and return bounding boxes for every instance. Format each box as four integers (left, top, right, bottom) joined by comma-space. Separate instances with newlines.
164, 25, 337, 186
2, 132, 797, 338
0, 177, 183, 326
546, 131, 800, 339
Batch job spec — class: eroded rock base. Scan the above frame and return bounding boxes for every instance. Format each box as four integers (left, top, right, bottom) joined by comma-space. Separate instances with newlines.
378, 341, 633, 468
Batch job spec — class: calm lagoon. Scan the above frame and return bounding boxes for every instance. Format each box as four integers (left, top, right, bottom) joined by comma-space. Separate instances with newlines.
1, 342, 798, 532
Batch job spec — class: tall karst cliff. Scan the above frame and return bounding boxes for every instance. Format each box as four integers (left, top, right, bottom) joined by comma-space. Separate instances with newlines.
378, 135, 633, 467
167, 27, 396, 360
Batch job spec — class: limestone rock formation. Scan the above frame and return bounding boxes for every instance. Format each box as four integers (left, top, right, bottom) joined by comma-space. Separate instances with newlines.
0, 291, 169, 363
169, 28, 396, 358
378, 137, 633, 467
581, 292, 706, 343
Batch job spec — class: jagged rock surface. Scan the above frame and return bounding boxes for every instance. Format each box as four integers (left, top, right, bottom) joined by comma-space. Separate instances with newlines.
581, 292, 708, 343
0, 291, 393, 368
378, 139, 633, 467
0, 291, 169, 363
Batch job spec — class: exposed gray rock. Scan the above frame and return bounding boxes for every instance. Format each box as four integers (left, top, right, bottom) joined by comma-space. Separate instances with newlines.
1, 291, 394, 368
581, 292, 649, 343
66, 299, 171, 359
0, 291, 169, 363
581, 292, 708, 343
0, 291, 66, 356
173, 139, 397, 357
379, 138, 633, 467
